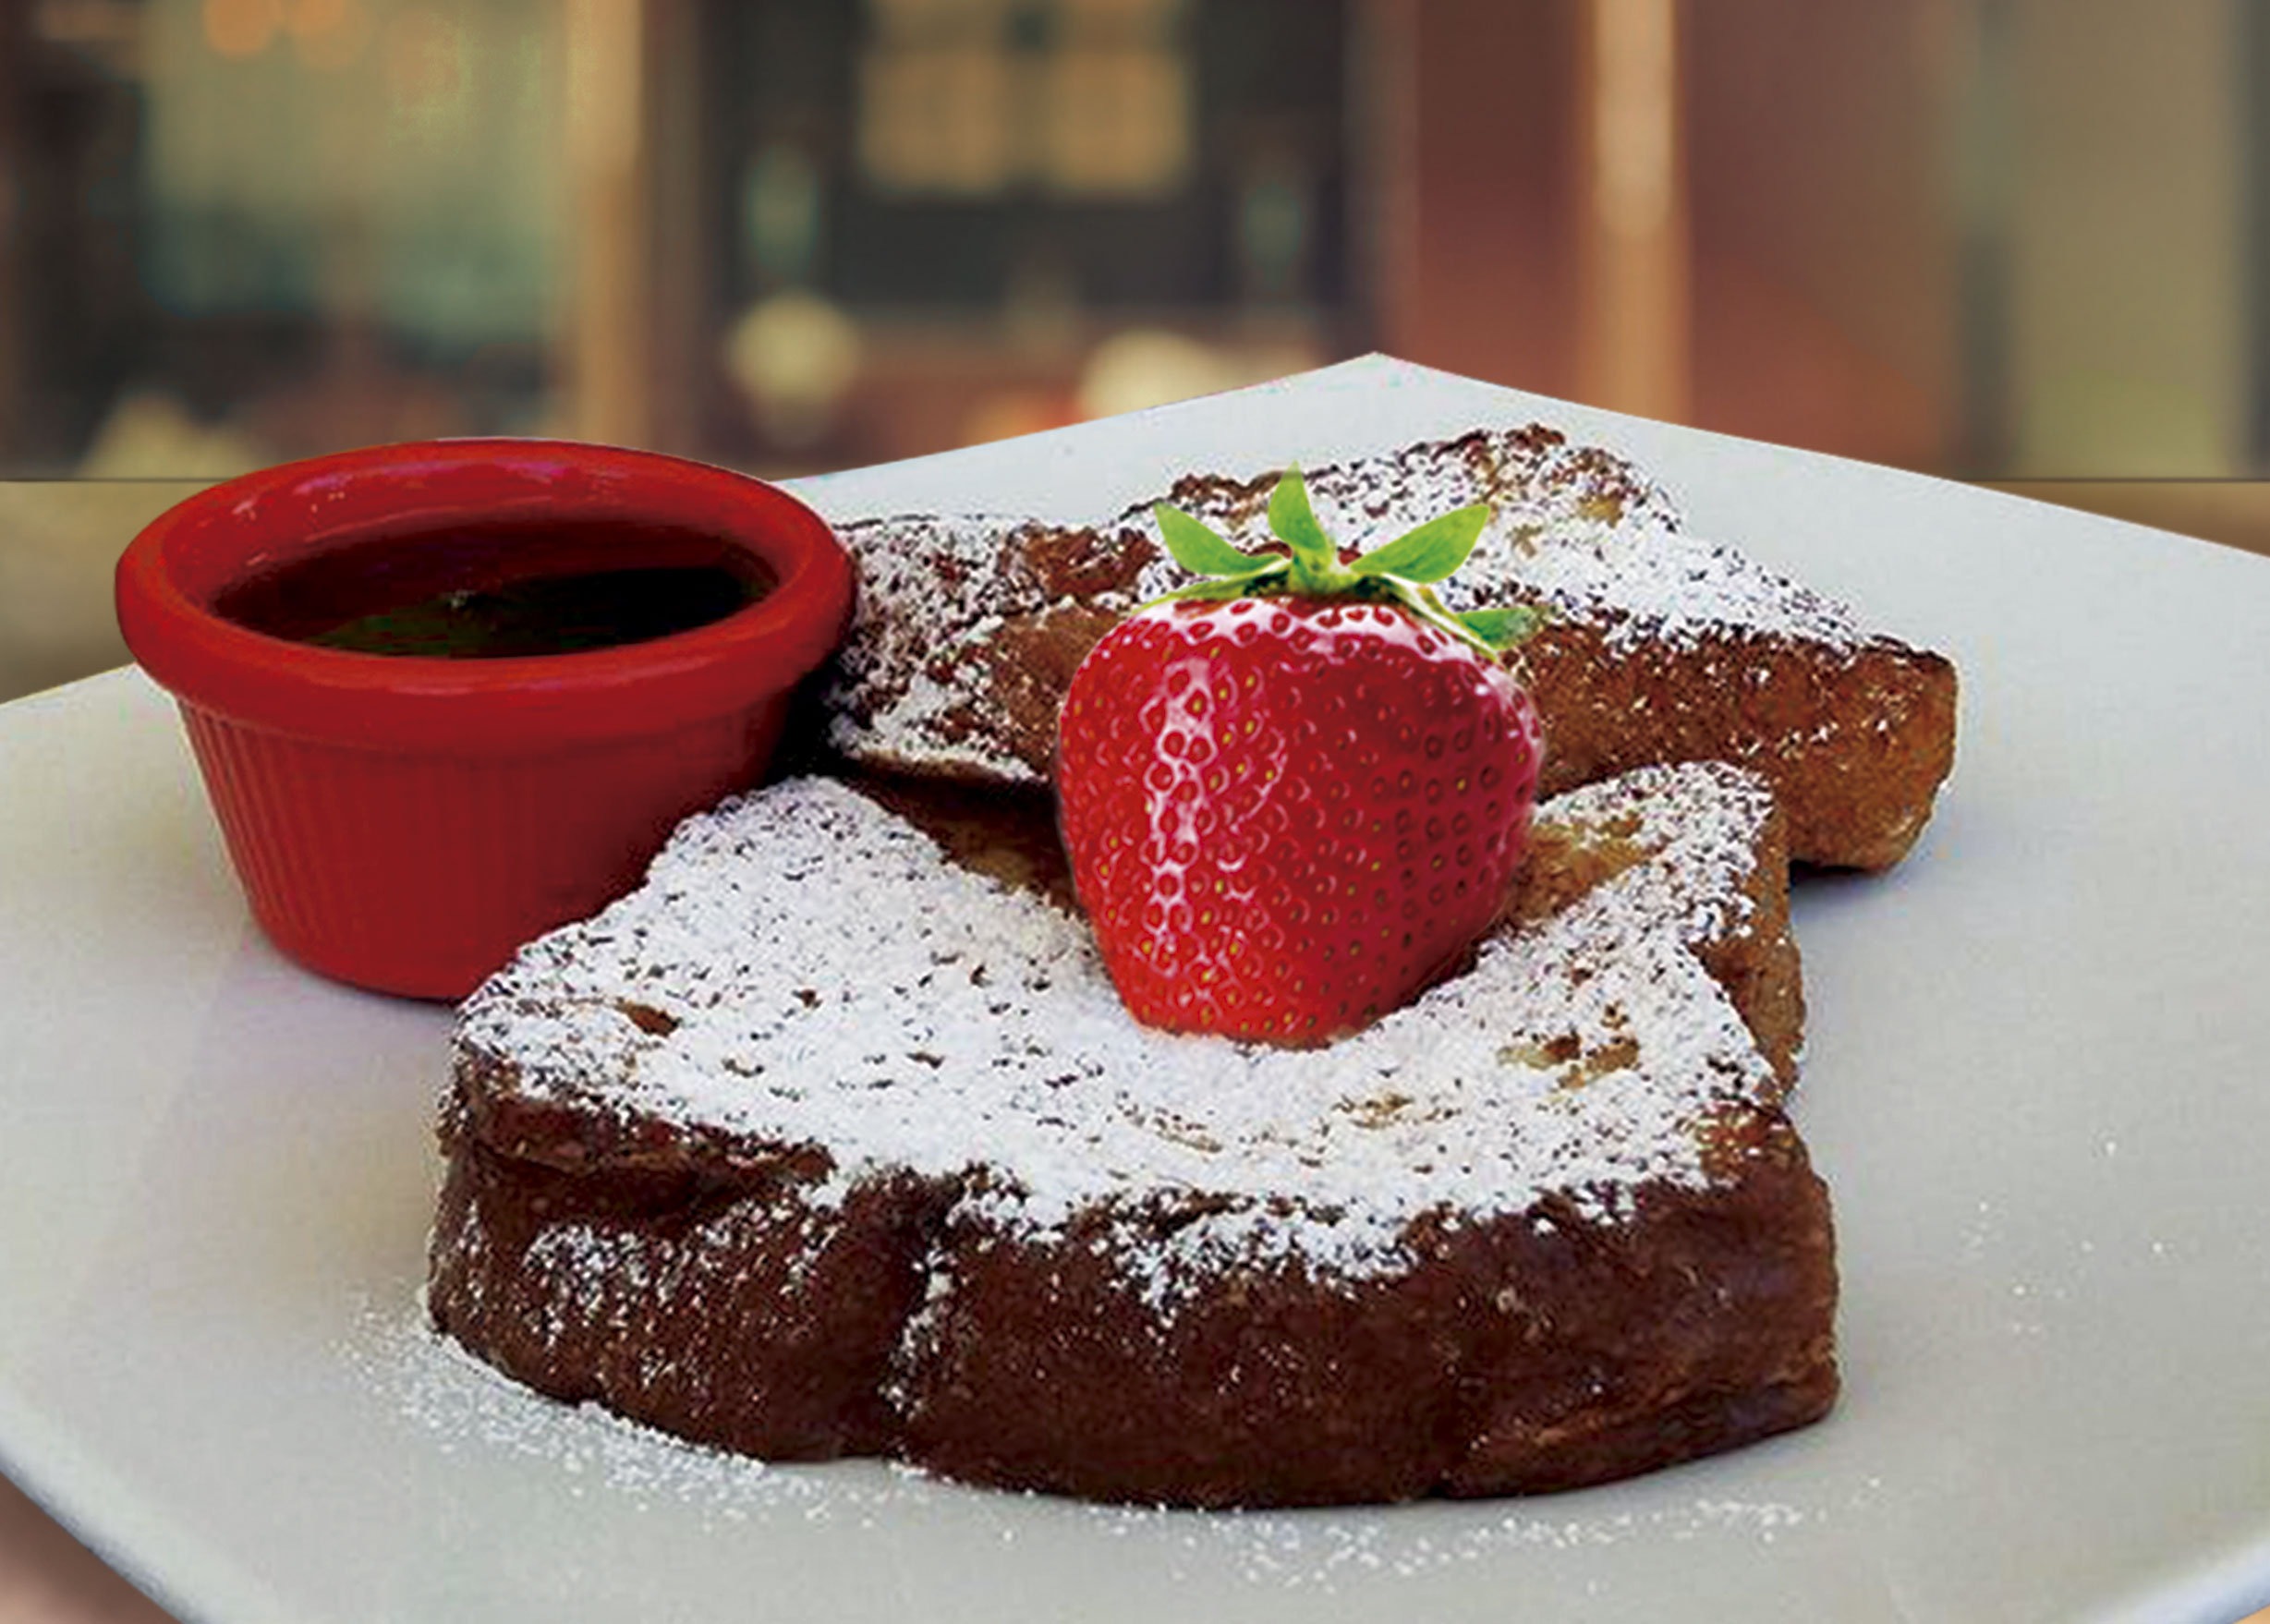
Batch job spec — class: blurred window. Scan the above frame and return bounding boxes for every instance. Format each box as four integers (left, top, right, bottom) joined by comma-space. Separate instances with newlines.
703, 0, 1354, 467
722, 0, 1346, 312
0, 0, 1353, 479
1, 0, 562, 479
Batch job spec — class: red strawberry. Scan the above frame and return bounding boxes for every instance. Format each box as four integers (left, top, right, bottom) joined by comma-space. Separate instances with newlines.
1056, 467, 1545, 1046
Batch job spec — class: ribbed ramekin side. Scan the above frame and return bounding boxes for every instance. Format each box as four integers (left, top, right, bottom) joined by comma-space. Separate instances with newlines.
176, 700, 783, 1000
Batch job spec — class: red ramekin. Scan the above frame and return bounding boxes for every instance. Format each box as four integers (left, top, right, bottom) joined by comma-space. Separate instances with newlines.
115, 439, 855, 1000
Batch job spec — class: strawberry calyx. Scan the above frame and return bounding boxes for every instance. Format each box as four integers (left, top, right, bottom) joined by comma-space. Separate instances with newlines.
1146, 466, 1546, 658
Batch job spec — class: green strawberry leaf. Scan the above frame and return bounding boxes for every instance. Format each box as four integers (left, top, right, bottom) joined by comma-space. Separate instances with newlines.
1456, 603, 1549, 649
1266, 466, 1338, 574
1153, 503, 1270, 577
1146, 468, 1542, 658
1351, 503, 1492, 584
1135, 558, 1293, 612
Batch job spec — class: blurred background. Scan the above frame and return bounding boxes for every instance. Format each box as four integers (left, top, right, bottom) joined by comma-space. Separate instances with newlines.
2, 0, 2269, 698
8, 0, 2267, 479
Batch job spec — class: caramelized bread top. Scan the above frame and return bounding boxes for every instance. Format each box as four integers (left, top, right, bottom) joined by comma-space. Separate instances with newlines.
450, 761, 1801, 1303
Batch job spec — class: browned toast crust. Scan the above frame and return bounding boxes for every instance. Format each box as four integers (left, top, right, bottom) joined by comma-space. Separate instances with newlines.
1523, 619, 1958, 871
427, 764, 1837, 1506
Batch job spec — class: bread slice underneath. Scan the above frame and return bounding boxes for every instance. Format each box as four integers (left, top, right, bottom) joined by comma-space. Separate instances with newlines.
826, 424, 1955, 870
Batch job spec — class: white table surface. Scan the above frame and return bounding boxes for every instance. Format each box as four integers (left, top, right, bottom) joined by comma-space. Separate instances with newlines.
4, 357, 2269, 1624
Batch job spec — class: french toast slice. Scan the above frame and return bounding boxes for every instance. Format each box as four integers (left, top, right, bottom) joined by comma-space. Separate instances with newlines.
428, 762, 1837, 1507
826, 425, 1956, 870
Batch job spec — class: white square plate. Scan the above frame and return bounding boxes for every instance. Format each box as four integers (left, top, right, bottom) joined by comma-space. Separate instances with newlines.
5, 358, 2268, 1623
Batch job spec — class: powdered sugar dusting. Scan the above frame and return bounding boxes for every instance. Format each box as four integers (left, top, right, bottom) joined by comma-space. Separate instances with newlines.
828, 514, 1080, 781
347, 1287, 929, 1527
1132, 428, 1862, 657
349, 1288, 1843, 1596
455, 762, 1781, 1295
347, 1286, 1841, 1589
